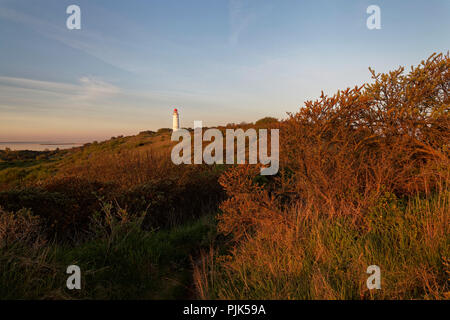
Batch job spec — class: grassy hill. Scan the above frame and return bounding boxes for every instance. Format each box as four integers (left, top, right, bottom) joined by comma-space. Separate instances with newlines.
0, 130, 228, 299
0, 130, 173, 187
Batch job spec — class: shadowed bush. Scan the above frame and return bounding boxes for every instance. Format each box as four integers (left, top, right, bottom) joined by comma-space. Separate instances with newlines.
0, 204, 217, 299
0, 178, 115, 240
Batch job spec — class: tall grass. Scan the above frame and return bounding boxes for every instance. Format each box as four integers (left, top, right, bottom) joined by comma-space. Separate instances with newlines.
0, 204, 217, 299
195, 191, 449, 299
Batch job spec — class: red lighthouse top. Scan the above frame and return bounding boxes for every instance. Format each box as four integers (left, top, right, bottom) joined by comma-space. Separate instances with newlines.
173, 108, 178, 113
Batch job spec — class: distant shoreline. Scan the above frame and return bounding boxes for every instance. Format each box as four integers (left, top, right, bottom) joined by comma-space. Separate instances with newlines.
39, 143, 81, 146
0, 142, 82, 145
0, 142, 84, 151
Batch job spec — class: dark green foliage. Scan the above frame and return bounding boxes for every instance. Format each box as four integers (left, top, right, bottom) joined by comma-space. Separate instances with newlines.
157, 128, 172, 134
0, 178, 115, 239
138, 130, 156, 136
0, 204, 217, 299
0, 149, 62, 162
119, 175, 224, 229
255, 117, 278, 127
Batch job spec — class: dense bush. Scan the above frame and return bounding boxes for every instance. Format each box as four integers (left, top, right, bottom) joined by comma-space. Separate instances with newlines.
157, 128, 172, 134
255, 117, 278, 127
195, 53, 450, 299
119, 167, 225, 228
0, 178, 114, 239
217, 53, 449, 238
0, 207, 46, 249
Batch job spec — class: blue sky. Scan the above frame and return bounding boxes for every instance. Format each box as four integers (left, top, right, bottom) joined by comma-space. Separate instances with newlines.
0, 0, 449, 142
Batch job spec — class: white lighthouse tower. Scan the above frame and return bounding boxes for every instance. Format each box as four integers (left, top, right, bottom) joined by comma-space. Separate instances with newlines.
172, 108, 180, 131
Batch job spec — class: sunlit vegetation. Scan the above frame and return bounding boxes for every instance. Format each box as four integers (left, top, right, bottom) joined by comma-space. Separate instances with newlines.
0, 53, 448, 299
194, 53, 449, 300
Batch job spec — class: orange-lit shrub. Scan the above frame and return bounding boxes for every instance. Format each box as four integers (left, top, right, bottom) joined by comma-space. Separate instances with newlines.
200, 53, 449, 300
218, 53, 449, 237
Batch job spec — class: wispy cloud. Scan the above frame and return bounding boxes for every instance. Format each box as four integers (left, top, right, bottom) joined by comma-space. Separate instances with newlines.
229, 0, 253, 46
77, 77, 120, 101
0, 2, 193, 76
0, 5, 136, 74
228, 0, 271, 46
0, 76, 120, 111
0, 76, 78, 95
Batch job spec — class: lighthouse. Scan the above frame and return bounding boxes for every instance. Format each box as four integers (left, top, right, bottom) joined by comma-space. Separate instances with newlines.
172, 108, 180, 131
